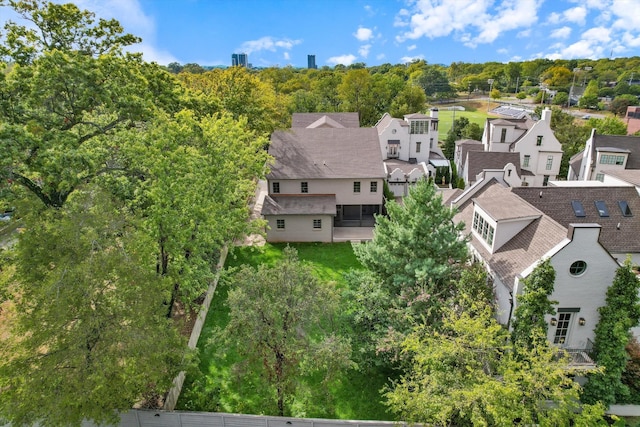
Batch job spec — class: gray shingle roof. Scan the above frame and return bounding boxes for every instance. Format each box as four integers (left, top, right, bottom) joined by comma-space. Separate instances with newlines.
474, 187, 541, 221
268, 128, 386, 180
261, 194, 337, 216
512, 186, 640, 253
466, 151, 522, 182
292, 113, 360, 128
603, 169, 640, 186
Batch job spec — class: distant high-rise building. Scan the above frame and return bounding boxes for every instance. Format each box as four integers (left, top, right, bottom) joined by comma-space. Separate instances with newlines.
232, 53, 248, 67
307, 54, 317, 69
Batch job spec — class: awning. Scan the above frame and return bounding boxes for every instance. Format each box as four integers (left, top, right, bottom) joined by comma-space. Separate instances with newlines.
429, 159, 450, 167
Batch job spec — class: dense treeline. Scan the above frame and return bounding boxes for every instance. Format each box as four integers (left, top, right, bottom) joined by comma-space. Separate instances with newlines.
168, 56, 640, 126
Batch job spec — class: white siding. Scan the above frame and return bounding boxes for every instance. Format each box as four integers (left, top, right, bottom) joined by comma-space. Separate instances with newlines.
546, 226, 618, 349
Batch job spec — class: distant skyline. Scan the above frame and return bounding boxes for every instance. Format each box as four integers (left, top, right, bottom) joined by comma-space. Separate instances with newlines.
3, 0, 640, 67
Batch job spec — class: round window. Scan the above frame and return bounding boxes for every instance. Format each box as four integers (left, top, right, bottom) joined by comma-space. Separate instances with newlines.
392, 129, 397, 134
569, 260, 587, 276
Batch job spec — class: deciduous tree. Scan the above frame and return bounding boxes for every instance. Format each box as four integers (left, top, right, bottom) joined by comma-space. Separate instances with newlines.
218, 247, 353, 417
384, 293, 608, 426
0, 189, 186, 426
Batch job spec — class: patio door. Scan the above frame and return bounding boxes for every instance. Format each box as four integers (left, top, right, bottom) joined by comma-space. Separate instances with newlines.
553, 310, 578, 346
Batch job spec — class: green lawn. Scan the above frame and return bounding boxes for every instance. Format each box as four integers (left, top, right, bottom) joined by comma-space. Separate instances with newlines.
177, 242, 394, 420
435, 101, 492, 138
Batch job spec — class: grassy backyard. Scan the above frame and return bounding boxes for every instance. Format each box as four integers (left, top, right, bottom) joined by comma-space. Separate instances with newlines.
177, 242, 394, 420
435, 100, 494, 138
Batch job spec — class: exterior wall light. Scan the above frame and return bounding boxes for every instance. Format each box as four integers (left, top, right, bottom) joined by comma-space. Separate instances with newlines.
550, 318, 557, 326
579, 317, 586, 326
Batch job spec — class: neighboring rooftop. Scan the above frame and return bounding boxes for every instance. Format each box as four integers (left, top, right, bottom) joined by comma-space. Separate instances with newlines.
512, 186, 640, 254
466, 151, 522, 181
291, 113, 360, 128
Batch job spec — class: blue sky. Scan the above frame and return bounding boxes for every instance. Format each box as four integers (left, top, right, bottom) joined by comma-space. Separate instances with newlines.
4, 0, 640, 67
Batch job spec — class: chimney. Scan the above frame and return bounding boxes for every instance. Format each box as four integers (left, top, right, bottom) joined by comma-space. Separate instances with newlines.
430, 108, 439, 119
541, 107, 552, 123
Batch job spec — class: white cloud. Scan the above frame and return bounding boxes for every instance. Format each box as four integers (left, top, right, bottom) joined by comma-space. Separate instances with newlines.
563, 7, 587, 25
582, 26, 612, 43
327, 54, 357, 66
611, 0, 640, 31
239, 37, 302, 55
407, 44, 417, 51
354, 27, 374, 41
546, 6, 586, 26
401, 54, 425, 63
283, 52, 290, 60
497, 48, 508, 55
395, 0, 491, 42
550, 26, 572, 39
395, 0, 541, 48
547, 12, 561, 25
517, 29, 532, 38
471, 0, 540, 47
376, 53, 386, 61
359, 44, 371, 58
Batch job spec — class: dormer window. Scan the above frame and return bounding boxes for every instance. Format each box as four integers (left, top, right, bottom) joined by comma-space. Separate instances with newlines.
500, 128, 507, 143
600, 154, 625, 165
472, 211, 494, 246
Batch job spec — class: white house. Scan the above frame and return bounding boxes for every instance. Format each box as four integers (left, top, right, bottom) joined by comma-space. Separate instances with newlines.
568, 131, 640, 182
375, 109, 449, 196
450, 175, 640, 356
474, 108, 563, 187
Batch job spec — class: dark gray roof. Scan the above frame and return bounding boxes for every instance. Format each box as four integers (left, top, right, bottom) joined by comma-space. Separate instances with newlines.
466, 151, 522, 182
512, 186, 640, 253
456, 139, 483, 168
268, 128, 386, 180
261, 194, 337, 216
292, 113, 360, 128
591, 134, 640, 169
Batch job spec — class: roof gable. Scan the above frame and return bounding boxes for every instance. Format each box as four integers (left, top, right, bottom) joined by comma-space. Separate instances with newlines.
291, 113, 360, 128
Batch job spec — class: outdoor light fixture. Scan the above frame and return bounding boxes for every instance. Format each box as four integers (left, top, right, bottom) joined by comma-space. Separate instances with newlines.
579, 317, 586, 326
550, 318, 557, 326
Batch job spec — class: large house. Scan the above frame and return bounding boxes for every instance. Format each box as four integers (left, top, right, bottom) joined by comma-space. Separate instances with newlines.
375, 109, 449, 196
568, 131, 640, 181
456, 108, 563, 188
262, 113, 385, 243
449, 172, 640, 354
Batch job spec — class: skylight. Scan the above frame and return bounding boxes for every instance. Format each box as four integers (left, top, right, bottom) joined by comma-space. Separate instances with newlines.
594, 200, 609, 217
619, 200, 633, 217
571, 200, 586, 217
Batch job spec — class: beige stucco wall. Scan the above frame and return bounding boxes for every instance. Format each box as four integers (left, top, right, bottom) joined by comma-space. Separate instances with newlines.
271, 178, 384, 205
265, 214, 333, 243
